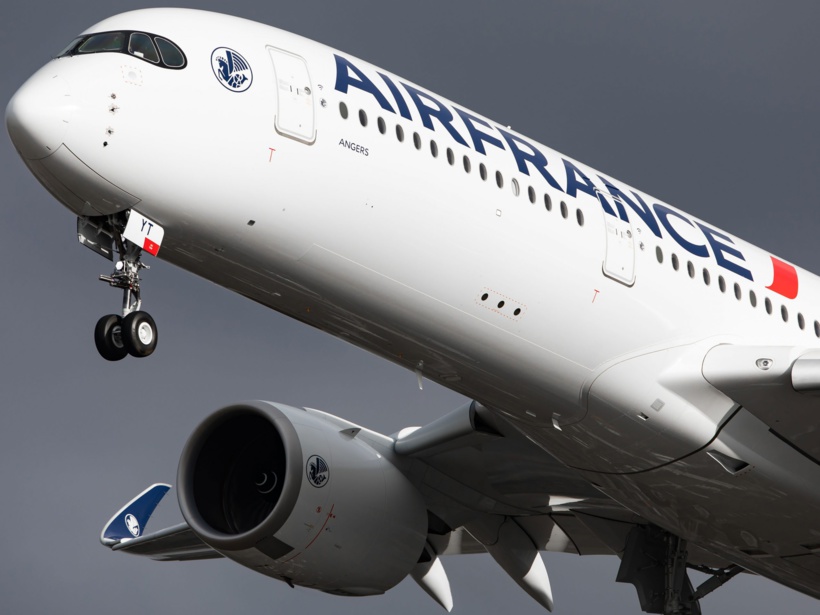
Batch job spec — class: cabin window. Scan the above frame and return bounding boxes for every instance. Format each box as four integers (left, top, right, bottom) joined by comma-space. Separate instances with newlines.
576, 209, 585, 227
814, 321, 820, 337
764, 297, 773, 314
718, 276, 726, 293
511, 178, 520, 196
479, 163, 488, 180
413, 132, 422, 150
495, 171, 504, 188
798, 313, 806, 330
528, 186, 536, 204
339, 102, 349, 119
377, 117, 386, 134
358, 109, 368, 127
733, 283, 742, 300
430, 140, 438, 158
560, 201, 568, 219
447, 148, 455, 165
463, 155, 471, 173
749, 290, 757, 307
781, 305, 789, 322
671, 254, 679, 271
544, 193, 552, 211
702, 268, 710, 285
656, 247, 663, 264
687, 261, 695, 278
396, 125, 404, 142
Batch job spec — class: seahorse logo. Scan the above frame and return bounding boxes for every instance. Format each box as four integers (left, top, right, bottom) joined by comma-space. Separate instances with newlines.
125, 513, 140, 537
306, 455, 329, 488
211, 47, 252, 92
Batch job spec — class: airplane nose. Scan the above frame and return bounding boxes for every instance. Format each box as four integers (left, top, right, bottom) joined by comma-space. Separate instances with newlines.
6, 70, 73, 160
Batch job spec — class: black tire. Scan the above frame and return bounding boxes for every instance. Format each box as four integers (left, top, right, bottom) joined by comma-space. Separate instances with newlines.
122, 311, 158, 358
94, 314, 128, 362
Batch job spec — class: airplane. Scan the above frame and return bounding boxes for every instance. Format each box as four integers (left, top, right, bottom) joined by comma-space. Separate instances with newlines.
6, 7, 820, 614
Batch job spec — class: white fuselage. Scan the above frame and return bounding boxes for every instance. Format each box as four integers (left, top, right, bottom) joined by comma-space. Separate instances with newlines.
7, 8, 820, 600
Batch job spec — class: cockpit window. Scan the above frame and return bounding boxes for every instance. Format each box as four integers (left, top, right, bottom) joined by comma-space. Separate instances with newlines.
155, 37, 185, 68
128, 33, 159, 64
57, 37, 84, 58
78, 32, 126, 54
58, 31, 187, 70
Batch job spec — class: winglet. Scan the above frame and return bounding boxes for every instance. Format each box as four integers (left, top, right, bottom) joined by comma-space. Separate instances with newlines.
101, 484, 171, 546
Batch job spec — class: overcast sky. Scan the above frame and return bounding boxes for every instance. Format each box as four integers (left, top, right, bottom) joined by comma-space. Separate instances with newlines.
2, 1, 820, 614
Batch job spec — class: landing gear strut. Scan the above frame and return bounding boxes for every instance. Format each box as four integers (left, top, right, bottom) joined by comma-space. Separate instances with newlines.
617, 525, 743, 615
82, 215, 158, 361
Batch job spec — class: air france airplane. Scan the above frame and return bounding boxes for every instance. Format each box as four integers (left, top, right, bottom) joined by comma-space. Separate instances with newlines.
6, 8, 820, 615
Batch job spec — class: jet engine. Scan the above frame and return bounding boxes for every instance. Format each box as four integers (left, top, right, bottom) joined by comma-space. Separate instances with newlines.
177, 400, 428, 595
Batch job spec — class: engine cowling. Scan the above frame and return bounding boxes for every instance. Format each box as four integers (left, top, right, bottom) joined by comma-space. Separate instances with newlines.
177, 401, 428, 595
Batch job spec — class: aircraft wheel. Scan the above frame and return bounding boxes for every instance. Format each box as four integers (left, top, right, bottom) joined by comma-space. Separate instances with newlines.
94, 314, 128, 362
123, 311, 158, 358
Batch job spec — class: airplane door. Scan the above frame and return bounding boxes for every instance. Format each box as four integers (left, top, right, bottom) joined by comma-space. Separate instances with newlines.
268, 47, 316, 144
598, 192, 636, 286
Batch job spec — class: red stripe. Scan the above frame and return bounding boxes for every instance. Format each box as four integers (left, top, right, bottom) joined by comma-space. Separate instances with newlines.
766, 256, 798, 299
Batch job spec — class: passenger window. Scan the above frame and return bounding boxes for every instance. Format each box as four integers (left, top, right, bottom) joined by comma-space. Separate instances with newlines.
155, 37, 185, 67
129, 33, 159, 63
78, 32, 125, 53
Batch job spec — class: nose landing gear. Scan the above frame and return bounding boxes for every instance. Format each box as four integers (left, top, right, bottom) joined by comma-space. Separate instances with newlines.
95, 246, 158, 361
81, 215, 159, 361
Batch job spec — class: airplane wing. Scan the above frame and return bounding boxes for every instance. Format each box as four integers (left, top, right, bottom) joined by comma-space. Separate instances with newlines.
112, 523, 223, 561
394, 401, 644, 552
100, 483, 222, 561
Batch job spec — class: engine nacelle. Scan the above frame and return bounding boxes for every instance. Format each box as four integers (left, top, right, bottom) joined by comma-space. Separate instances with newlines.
177, 401, 428, 595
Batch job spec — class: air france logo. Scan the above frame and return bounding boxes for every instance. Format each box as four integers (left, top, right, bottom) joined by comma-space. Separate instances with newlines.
306, 455, 329, 488
211, 47, 252, 92
124, 514, 140, 537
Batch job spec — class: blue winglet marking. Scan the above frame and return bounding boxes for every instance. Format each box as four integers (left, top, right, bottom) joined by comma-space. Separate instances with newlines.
101, 484, 171, 546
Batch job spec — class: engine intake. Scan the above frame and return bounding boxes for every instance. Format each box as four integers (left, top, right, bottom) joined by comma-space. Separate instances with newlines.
177, 401, 428, 595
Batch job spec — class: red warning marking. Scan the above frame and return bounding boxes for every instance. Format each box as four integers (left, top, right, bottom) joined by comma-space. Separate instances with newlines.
268, 147, 276, 162
282, 504, 335, 563
766, 256, 798, 299
142, 238, 159, 256
592, 289, 600, 303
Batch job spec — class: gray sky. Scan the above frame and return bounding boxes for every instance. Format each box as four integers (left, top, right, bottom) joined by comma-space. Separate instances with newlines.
2, 1, 819, 613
